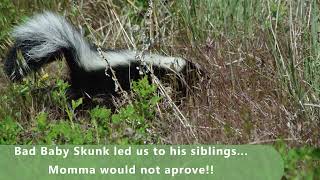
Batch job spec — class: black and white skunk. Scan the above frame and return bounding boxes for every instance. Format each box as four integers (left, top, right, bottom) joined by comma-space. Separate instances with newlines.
3, 12, 200, 98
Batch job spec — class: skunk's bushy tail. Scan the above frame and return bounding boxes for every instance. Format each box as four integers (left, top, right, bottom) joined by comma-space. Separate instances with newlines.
4, 12, 104, 81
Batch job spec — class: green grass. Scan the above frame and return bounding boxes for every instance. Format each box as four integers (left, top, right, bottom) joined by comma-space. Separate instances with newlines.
0, 75, 160, 145
0, 0, 319, 178
276, 141, 320, 179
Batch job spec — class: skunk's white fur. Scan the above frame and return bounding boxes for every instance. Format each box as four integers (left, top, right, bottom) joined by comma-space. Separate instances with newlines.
4, 12, 194, 96
12, 12, 103, 72
11, 12, 186, 75
104, 50, 186, 72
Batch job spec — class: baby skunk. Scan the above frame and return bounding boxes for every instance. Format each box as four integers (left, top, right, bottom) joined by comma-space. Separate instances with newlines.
3, 12, 200, 98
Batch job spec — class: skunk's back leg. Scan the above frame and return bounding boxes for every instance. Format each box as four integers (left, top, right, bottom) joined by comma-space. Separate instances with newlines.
4, 45, 22, 81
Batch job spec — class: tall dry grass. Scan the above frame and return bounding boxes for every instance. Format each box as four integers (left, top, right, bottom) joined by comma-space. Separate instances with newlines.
0, 0, 319, 146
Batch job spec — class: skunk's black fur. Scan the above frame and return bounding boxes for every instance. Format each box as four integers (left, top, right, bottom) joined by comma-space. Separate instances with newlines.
3, 12, 200, 99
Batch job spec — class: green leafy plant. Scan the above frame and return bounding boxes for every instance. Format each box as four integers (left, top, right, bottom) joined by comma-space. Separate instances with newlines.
276, 141, 320, 179
0, 116, 21, 144
32, 112, 95, 145
90, 106, 111, 144
113, 77, 160, 124
111, 76, 161, 144
35, 112, 48, 132
51, 79, 83, 127
45, 121, 94, 145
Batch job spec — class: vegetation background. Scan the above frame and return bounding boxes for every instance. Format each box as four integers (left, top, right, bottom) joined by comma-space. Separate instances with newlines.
0, 0, 319, 178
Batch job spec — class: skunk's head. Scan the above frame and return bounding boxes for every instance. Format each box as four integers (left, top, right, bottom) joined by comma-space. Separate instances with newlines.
140, 54, 204, 98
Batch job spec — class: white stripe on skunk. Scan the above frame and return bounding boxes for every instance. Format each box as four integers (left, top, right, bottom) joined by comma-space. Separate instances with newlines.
4, 12, 196, 96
